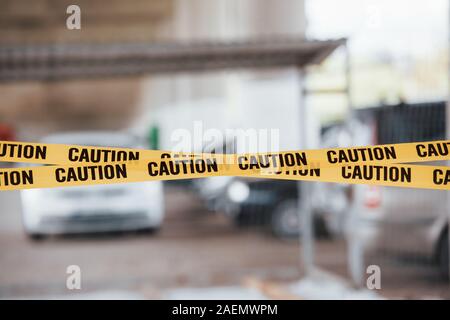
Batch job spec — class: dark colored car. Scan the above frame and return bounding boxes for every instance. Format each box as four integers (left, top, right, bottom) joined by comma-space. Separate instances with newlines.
215, 177, 330, 238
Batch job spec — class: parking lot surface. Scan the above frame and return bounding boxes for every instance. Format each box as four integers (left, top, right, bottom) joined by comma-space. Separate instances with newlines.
0, 187, 448, 299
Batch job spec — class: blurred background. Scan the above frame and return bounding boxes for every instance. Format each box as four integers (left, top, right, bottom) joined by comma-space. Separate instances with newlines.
0, 0, 449, 299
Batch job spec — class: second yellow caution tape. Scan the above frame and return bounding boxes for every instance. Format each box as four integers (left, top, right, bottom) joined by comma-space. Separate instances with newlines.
1, 139, 450, 191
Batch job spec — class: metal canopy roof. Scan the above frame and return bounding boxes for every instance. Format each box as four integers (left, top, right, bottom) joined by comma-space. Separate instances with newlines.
0, 38, 345, 82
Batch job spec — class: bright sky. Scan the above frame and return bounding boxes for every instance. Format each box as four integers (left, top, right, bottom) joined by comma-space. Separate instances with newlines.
304, 0, 449, 115
306, 0, 448, 58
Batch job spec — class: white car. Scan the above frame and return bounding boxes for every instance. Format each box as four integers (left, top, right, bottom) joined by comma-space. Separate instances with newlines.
20, 131, 164, 239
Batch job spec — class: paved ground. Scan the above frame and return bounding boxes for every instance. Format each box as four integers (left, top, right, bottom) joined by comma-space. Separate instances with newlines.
0, 187, 307, 298
0, 186, 449, 299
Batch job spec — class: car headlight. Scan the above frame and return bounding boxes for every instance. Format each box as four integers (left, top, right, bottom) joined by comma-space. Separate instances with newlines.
227, 181, 250, 203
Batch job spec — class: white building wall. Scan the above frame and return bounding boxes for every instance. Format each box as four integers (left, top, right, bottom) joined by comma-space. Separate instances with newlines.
133, 0, 310, 153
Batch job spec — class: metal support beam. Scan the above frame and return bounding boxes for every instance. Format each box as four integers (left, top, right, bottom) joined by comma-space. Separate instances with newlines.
0, 38, 345, 82
298, 68, 314, 276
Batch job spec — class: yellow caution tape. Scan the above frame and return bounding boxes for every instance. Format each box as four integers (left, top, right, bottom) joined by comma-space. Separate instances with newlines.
1, 140, 450, 191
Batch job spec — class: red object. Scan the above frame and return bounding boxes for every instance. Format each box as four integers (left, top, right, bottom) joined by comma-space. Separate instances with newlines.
0, 124, 15, 141
364, 186, 382, 209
